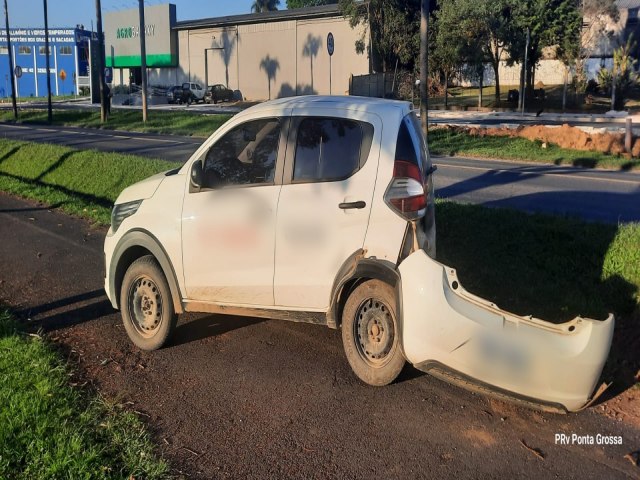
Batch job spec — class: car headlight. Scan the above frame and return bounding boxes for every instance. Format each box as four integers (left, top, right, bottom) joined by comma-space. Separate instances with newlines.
111, 200, 142, 233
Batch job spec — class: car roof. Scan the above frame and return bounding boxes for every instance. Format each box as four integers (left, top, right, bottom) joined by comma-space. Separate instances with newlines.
240, 95, 412, 117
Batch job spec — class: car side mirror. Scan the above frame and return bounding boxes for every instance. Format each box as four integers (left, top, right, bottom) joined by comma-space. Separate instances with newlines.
190, 161, 203, 191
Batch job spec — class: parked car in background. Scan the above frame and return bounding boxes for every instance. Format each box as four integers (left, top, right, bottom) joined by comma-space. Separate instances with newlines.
104, 96, 614, 414
204, 84, 234, 104
180, 82, 206, 104
166, 85, 183, 104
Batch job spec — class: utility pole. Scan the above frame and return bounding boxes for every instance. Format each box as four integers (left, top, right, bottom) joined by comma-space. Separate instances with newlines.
3, 0, 17, 119
43, 0, 52, 123
95, 0, 107, 122
611, 58, 617, 111
419, 0, 429, 137
521, 27, 530, 116
139, 0, 148, 122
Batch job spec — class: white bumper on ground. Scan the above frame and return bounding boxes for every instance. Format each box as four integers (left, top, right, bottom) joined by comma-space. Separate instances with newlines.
398, 250, 615, 412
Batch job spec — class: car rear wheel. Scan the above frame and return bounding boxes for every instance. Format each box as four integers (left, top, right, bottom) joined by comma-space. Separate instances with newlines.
341, 280, 405, 386
120, 255, 177, 351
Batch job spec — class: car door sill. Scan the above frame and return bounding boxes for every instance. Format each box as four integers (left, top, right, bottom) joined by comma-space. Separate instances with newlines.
184, 301, 328, 325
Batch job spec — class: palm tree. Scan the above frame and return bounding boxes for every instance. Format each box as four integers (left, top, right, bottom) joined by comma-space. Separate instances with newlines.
251, 0, 280, 12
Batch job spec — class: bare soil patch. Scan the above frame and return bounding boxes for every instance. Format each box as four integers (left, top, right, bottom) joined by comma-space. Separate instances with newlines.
460, 123, 640, 158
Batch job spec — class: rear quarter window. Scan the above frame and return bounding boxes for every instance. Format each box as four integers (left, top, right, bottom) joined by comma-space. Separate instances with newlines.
395, 113, 431, 180
292, 117, 373, 183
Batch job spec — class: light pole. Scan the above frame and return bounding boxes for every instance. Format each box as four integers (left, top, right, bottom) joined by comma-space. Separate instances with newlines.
138, 0, 148, 122
95, 0, 107, 122
3, 0, 17, 119
419, 0, 429, 136
43, 0, 52, 123
521, 27, 530, 116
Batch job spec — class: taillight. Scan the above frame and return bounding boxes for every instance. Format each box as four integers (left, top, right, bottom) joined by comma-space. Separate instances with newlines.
384, 159, 427, 221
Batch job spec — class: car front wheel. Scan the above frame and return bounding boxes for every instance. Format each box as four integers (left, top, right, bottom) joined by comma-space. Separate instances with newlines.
341, 279, 405, 386
120, 255, 177, 351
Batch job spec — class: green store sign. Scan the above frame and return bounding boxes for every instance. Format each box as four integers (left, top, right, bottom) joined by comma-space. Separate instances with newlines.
115, 24, 156, 40
116, 27, 135, 39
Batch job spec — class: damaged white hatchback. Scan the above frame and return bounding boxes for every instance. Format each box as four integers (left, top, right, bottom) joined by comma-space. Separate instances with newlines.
104, 96, 614, 413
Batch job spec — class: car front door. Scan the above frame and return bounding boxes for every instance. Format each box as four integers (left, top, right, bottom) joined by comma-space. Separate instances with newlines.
181, 114, 288, 306
273, 108, 382, 310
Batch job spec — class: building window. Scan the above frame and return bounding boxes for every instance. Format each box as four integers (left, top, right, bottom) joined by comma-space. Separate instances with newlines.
39, 46, 51, 55
0, 46, 8, 55
18, 46, 32, 55
59, 46, 72, 55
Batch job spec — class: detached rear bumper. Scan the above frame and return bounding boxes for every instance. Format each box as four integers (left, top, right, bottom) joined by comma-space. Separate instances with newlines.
398, 250, 614, 412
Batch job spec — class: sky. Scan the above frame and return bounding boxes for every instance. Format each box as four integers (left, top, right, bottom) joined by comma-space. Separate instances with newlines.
5, 0, 261, 29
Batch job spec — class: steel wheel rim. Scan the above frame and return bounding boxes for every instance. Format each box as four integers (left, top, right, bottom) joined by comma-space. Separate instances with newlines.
128, 275, 163, 338
353, 297, 396, 367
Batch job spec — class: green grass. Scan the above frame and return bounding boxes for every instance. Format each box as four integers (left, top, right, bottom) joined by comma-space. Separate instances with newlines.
0, 309, 168, 479
0, 139, 181, 224
0, 94, 88, 104
428, 128, 640, 171
436, 200, 639, 322
0, 109, 231, 137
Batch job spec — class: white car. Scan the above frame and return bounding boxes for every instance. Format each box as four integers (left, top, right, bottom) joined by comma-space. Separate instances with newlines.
104, 96, 614, 412
180, 82, 205, 104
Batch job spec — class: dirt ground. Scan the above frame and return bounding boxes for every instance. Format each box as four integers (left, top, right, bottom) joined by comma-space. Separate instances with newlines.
458, 123, 640, 158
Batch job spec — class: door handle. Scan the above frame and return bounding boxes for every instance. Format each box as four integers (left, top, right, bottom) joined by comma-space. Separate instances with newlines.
339, 201, 366, 210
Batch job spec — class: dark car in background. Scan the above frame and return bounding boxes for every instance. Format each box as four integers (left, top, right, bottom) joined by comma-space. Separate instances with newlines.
166, 85, 183, 104
204, 84, 234, 104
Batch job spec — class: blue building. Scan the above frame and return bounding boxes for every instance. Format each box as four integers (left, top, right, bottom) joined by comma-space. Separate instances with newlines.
0, 27, 92, 98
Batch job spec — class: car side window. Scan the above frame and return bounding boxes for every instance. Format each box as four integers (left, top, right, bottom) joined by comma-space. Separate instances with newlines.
292, 117, 371, 183
202, 118, 281, 189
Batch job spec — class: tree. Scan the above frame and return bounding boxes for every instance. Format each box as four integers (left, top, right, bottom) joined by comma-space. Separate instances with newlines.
339, 0, 421, 72
287, 0, 336, 8
432, 3, 466, 109
477, 0, 513, 102
604, 36, 638, 110
572, 0, 619, 101
251, 0, 280, 13
505, 0, 582, 99
430, 0, 512, 104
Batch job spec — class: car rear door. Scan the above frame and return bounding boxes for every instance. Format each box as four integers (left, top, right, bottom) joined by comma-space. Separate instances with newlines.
273, 107, 382, 309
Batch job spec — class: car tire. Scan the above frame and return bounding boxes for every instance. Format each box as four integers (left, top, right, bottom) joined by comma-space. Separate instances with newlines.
341, 279, 405, 386
120, 255, 178, 351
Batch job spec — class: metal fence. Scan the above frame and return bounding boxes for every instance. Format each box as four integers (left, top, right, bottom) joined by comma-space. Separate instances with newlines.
349, 72, 395, 98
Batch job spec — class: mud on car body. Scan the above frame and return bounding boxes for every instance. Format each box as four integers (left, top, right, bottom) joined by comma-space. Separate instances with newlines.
104, 96, 614, 413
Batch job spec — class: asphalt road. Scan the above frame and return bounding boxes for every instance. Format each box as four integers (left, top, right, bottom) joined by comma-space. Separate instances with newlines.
0, 191, 638, 479
1, 123, 638, 223
0, 122, 200, 163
